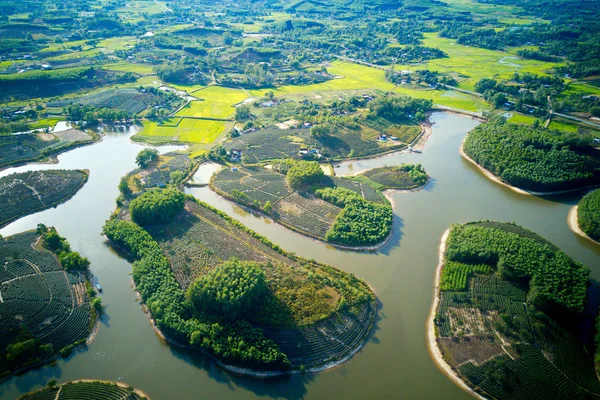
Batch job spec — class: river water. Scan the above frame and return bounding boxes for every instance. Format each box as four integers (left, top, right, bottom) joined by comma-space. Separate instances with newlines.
1, 112, 598, 400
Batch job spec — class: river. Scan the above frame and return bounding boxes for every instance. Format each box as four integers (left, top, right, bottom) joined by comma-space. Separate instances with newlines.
1, 112, 598, 400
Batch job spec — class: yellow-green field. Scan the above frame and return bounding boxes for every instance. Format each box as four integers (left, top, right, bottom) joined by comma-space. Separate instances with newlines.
507, 112, 537, 125
394, 86, 489, 113
104, 62, 155, 75
178, 86, 250, 117
396, 33, 562, 92
563, 82, 600, 97
250, 61, 396, 98
138, 118, 231, 143
30, 118, 63, 130
548, 120, 579, 133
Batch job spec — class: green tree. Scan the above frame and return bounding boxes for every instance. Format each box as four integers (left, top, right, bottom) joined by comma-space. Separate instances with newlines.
135, 148, 159, 169
129, 188, 185, 225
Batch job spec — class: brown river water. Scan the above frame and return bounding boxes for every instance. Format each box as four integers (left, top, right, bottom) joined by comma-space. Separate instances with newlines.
1, 112, 598, 400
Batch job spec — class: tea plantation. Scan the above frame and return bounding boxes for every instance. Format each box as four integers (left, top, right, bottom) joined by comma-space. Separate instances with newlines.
0, 169, 89, 228
434, 221, 600, 399
0, 230, 95, 379
19, 380, 147, 400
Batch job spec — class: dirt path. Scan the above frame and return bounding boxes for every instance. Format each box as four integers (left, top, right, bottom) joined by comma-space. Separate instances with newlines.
426, 229, 486, 400
568, 206, 600, 245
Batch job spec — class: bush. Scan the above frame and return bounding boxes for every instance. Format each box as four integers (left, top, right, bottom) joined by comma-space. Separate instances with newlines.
187, 259, 267, 319
463, 119, 596, 191
286, 160, 324, 190
129, 188, 185, 225
578, 189, 600, 241
135, 148, 159, 169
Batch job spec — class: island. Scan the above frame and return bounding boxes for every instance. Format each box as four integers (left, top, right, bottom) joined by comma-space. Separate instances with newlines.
0, 226, 99, 381
0, 169, 89, 228
104, 184, 376, 373
19, 380, 148, 400
570, 189, 600, 244
209, 159, 418, 248
0, 129, 97, 170
429, 221, 599, 399
462, 118, 600, 194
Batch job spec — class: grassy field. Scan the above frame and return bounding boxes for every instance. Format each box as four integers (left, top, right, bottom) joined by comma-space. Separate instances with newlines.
176, 86, 249, 119
103, 61, 155, 75
29, 117, 64, 130
394, 86, 489, 112
507, 112, 537, 125
396, 33, 561, 92
250, 61, 396, 98
138, 118, 231, 144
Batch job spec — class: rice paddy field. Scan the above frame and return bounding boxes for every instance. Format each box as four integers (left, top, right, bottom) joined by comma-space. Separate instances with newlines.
137, 118, 231, 144
176, 87, 249, 119
103, 62, 155, 75
396, 33, 561, 92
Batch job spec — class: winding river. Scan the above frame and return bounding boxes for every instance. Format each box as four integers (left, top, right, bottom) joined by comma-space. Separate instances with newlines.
1, 112, 598, 400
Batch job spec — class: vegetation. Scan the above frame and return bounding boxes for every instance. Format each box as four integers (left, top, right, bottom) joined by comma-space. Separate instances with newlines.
578, 189, 600, 241
358, 165, 429, 190
19, 380, 147, 400
435, 221, 599, 400
135, 148, 159, 169
316, 187, 393, 246
0, 170, 88, 228
0, 229, 95, 379
283, 159, 324, 190
463, 118, 599, 192
104, 195, 376, 370
187, 259, 267, 319
211, 164, 392, 246
129, 188, 185, 225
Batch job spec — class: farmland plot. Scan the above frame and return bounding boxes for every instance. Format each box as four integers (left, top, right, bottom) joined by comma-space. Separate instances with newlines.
0, 231, 94, 376
0, 169, 88, 228
143, 199, 376, 367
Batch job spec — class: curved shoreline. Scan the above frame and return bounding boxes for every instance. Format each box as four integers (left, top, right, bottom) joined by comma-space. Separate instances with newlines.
567, 205, 600, 245
459, 138, 600, 196
137, 284, 376, 378
44, 379, 151, 399
426, 229, 486, 400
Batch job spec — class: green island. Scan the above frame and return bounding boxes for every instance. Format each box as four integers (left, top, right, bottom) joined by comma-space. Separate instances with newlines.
462, 118, 600, 193
0, 169, 89, 228
103, 185, 376, 372
0, 226, 99, 380
431, 221, 599, 400
575, 189, 600, 242
19, 380, 148, 400
209, 159, 424, 247
356, 164, 429, 191
0, 129, 96, 170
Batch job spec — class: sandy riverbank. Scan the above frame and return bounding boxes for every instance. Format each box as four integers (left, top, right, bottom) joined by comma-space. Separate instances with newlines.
426, 229, 486, 400
69, 379, 151, 399
459, 138, 599, 196
568, 206, 600, 245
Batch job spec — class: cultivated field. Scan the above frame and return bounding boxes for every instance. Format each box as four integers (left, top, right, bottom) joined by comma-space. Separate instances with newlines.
19, 380, 147, 400
0, 231, 94, 376
0, 170, 88, 228
143, 199, 376, 367
137, 118, 231, 144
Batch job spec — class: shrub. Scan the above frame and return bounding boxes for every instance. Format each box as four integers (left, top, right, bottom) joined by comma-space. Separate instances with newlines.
129, 188, 185, 225
578, 189, 600, 241
286, 160, 324, 190
187, 259, 267, 319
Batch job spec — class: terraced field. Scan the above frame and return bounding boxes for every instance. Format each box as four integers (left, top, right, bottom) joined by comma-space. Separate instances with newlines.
144, 199, 376, 367
434, 222, 600, 400
19, 380, 147, 400
0, 132, 94, 170
0, 170, 88, 228
210, 165, 387, 242
224, 124, 406, 162
47, 88, 158, 114
0, 231, 94, 377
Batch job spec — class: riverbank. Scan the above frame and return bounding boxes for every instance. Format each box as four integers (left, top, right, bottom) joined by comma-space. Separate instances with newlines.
568, 206, 600, 245
65, 379, 151, 399
426, 229, 486, 400
138, 284, 376, 378
459, 138, 600, 196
